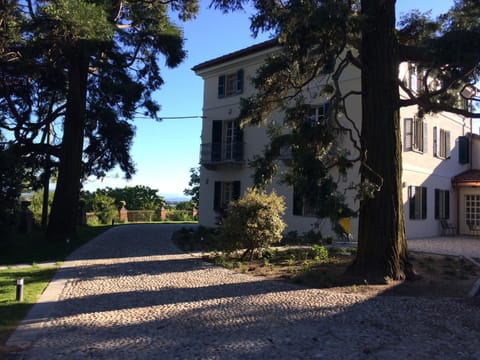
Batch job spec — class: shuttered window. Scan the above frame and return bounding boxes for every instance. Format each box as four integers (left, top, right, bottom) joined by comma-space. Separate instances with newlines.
409, 186, 427, 220
434, 189, 450, 220
218, 69, 244, 98
459, 136, 470, 164
433, 127, 451, 159
214, 181, 241, 211
293, 186, 317, 217
404, 118, 427, 153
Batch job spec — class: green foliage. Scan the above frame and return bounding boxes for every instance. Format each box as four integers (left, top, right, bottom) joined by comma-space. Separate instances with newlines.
0, 225, 110, 265
0, 150, 21, 238
128, 211, 155, 222
81, 185, 165, 211
30, 190, 54, 225
311, 244, 329, 261
92, 193, 117, 224
221, 188, 286, 259
1, 0, 199, 239
172, 226, 222, 252
165, 209, 194, 222
0, 266, 58, 344
183, 167, 200, 208
175, 201, 193, 211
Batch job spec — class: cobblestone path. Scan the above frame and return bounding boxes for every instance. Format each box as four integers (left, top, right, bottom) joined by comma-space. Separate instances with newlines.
8, 224, 480, 359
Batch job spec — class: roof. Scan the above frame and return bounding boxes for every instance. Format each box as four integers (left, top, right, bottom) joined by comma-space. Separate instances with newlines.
192, 38, 278, 73
452, 169, 480, 187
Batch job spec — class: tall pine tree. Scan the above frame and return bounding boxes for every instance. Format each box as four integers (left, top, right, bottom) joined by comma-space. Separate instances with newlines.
1, 1, 198, 240
212, 0, 480, 280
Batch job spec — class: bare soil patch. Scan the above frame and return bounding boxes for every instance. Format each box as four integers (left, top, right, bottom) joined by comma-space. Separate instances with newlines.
207, 249, 480, 298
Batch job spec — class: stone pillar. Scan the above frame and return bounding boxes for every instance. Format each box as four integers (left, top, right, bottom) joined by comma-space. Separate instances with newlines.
119, 201, 128, 222
160, 207, 167, 221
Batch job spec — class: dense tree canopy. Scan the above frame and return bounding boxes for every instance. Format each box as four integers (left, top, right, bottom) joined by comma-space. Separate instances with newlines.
212, 0, 480, 280
184, 167, 200, 208
0, 0, 198, 239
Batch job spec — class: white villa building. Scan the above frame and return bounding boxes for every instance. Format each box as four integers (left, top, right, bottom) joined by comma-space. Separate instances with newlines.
193, 39, 480, 239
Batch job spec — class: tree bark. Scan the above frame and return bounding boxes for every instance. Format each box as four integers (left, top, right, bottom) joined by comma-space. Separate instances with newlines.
349, 0, 414, 281
47, 47, 89, 241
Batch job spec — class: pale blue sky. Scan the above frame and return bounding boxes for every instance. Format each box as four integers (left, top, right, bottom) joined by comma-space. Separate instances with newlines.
83, 0, 456, 199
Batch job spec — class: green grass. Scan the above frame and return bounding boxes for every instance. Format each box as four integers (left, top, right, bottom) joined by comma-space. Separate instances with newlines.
0, 225, 112, 265
0, 266, 58, 345
0, 225, 111, 347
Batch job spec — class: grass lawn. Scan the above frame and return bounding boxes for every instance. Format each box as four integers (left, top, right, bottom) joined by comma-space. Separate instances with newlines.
0, 225, 112, 265
0, 266, 58, 345
0, 225, 111, 349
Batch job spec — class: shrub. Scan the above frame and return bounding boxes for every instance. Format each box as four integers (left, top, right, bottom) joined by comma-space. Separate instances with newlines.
165, 209, 193, 222
311, 244, 329, 261
221, 188, 286, 259
92, 193, 117, 224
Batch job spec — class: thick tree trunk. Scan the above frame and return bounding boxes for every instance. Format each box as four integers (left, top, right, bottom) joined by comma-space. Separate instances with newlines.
349, 0, 414, 281
47, 48, 89, 241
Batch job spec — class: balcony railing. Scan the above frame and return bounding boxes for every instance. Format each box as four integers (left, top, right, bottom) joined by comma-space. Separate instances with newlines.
200, 142, 244, 169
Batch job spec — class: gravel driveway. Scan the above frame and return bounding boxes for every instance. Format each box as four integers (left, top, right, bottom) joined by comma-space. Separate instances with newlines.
7, 224, 480, 359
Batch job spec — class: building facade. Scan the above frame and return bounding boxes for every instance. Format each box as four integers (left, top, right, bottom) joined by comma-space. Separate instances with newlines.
193, 40, 479, 239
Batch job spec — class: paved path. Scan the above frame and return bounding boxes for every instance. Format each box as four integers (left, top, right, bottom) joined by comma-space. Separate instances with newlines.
408, 236, 480, 259
7, 225, 480, 359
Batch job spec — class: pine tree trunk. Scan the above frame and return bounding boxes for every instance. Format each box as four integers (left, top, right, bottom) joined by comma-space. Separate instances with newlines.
47, 48, 89, 241
349, 0, 413, 281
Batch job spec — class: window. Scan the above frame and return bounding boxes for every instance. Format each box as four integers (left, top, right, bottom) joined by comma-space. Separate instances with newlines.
223, 120, 237, 160
408, 64, 423, 93
435, 189, 450, 220
409, 186, 427, 219
214, 181, 241, 211
464, 98, 472, 112
293, 187, 317, 217
465, 194, 480, 226
210, 120, 243, 162
433, 127, 451, 159
218, 69, 244, 98
308, 102, 331, 125
404, 118, 427, 153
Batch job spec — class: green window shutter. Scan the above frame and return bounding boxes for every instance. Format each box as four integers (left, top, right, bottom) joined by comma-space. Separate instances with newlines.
445, 190, 450, 219
434, 189, 440, 219
404, 118, 412, 151
323, 101, 331, 122
232, 181, 241, 201
236, 69, 244, 94
459, 136, 469, 164
422, 122, 428, 153
433, 126, 438, 157
293, 187, 303, 216
218, 75, 225, 98
422, 187, 427, 219
211, 120, 222, 161
214, 182, 221, 211
408, 186, 416, 219
445, 131, 451, 158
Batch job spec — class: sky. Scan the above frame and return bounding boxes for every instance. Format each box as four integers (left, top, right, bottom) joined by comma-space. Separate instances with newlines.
82, 0, 457, 200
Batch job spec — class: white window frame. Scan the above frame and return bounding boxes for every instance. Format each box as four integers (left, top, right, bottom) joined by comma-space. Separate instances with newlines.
408, 63, 423, 93
405, 118, 427, 153
308, 102, 330, 125
465, 194, 480, 227
433, 127, 451, 159
223, 120, 237, 160
435, 189, 450, 220
409, 186, 427, 220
